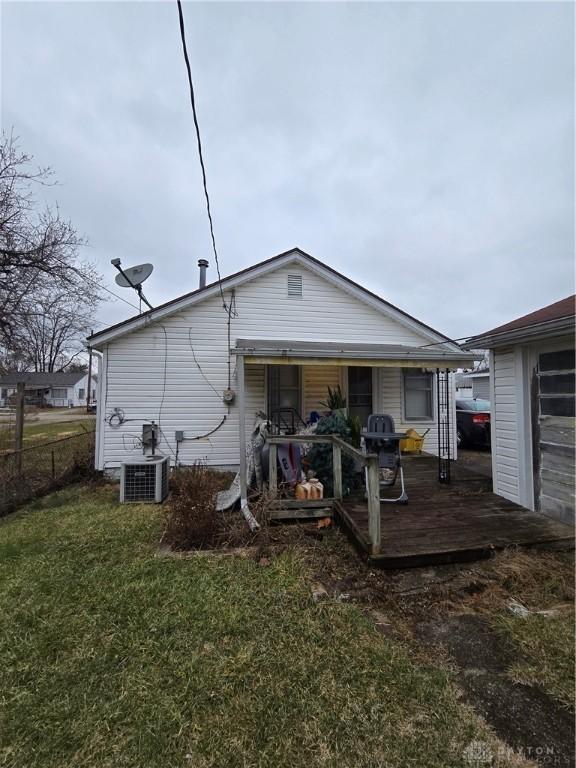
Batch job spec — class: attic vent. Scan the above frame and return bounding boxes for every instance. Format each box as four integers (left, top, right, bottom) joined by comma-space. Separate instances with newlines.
287, 274, 303, 297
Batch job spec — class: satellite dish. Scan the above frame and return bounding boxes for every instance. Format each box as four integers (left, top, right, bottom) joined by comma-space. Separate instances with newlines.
115, 263, 154, 288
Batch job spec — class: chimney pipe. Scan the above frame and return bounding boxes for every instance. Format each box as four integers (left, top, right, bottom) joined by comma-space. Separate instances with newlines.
198, 259, 208, 289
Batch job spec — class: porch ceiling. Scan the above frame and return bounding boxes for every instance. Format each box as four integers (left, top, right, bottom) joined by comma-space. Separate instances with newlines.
233, 339, 477, 369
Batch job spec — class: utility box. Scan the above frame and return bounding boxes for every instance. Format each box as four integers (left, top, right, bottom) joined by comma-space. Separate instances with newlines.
142, 422, 158, 449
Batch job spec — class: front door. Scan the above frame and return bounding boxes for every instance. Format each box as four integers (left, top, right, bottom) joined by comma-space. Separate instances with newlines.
348, 367, 373, 427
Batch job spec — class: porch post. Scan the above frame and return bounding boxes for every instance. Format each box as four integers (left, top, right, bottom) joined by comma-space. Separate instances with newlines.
366, 454, 381, 555
237, 353, 248, 506
236, 355, 260, 530
332, 441, 342, 500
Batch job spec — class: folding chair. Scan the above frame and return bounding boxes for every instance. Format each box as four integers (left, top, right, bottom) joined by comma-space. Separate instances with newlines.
364, 414, 408, 503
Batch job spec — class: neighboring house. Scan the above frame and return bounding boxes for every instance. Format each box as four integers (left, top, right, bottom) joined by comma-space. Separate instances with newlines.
455, 370, 490, 400
466, 295, 575, 525
88, 248, 475, 475
0, 372, 97, 408
454, 373, 473, 399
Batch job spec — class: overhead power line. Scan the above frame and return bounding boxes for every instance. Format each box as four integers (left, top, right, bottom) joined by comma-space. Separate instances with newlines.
175, 0, 227, 312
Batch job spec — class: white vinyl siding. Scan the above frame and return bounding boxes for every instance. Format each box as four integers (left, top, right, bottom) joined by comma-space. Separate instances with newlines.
97, 262, 457, 470
472, 377, 490, 400
491, 349, 520, 503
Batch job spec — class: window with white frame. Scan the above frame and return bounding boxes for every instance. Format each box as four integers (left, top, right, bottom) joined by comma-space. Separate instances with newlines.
403, 369, 434, 420
51, 388, 68, 399
78, 388, 85, 400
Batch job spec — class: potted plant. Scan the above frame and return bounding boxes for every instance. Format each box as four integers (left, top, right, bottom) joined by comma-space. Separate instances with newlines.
320, 385, 347, 418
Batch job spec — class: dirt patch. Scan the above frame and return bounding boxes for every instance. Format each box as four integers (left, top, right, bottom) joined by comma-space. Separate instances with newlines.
415, 614, 574, 766
415, 614, 519, 673
162, 465, 340, 559
461, 674, 574, 766
307, 537, 574, 622
304, 536, 575, 764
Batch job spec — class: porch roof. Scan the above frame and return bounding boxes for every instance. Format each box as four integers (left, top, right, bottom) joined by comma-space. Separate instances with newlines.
232, 339, 477, 368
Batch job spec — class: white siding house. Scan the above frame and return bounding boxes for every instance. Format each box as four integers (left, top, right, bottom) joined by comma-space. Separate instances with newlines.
455, 371, 490, 401
471, 373, 490, 401
0, 372, 97, 408
466, 296, 575, 525
89, 249, 475, 475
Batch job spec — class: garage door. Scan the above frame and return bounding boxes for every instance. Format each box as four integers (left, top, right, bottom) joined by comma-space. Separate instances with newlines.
535, 348, 575, 525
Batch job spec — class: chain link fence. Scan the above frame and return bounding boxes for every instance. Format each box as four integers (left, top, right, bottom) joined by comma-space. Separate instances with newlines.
0, 429, 96, 517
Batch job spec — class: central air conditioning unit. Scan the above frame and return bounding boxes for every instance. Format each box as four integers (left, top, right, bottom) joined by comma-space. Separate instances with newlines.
120, 456, 170, 503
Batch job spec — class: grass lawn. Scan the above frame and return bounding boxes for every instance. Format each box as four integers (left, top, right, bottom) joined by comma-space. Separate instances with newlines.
21, 418, 95, 446
0, 416, 94, 453
497, 612, 574, 708
0, 484, 514, 768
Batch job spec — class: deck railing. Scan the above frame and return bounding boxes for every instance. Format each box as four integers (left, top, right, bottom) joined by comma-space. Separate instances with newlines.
267, 434, 381, 555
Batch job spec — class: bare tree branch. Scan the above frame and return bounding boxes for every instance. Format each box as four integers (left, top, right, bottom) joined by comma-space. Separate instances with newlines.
0, 132, 104, 370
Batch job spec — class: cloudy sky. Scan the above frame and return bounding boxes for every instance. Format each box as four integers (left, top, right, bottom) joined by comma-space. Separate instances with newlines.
2, 1, 574, 339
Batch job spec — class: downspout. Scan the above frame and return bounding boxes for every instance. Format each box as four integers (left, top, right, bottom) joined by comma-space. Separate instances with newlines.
91, 349, 104, 471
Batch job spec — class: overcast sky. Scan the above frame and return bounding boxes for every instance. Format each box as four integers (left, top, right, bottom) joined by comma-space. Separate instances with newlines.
2, 1, 574, 339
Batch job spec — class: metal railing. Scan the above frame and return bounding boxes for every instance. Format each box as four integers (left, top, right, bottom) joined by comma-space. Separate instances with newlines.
267, 433, 381, 555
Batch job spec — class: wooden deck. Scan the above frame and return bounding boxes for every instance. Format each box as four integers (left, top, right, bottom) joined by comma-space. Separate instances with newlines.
336, 455, 574, 567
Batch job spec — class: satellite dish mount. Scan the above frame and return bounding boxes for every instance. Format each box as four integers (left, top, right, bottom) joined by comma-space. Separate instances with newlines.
111, 260, 154, 312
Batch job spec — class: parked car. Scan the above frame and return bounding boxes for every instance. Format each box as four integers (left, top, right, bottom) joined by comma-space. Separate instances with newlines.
456, 398, 491, 448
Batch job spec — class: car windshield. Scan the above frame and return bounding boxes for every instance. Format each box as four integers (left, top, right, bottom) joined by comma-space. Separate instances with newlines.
457, 399, 490, 411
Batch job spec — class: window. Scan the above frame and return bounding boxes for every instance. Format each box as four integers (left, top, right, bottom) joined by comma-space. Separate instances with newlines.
348, 367, 373, 427
287, 274, 303, 298
403, 369, 434, 420
268, 365, 301, 420
538, 349, 575, 417
78, 388, 85, 400
51, 388, 68, 399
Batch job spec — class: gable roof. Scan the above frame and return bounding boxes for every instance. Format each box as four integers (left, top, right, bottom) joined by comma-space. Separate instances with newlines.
465, 295, 575, 348
88, 248, 460, 350
0, 371, 88, 388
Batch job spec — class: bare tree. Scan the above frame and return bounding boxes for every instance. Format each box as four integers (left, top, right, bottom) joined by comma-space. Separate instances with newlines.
0, 132, 103, 365
11, 287, 96, 372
